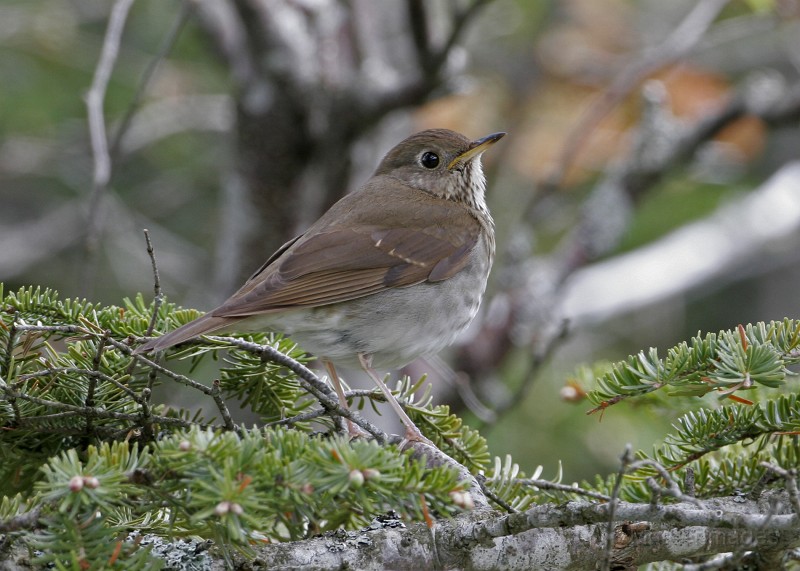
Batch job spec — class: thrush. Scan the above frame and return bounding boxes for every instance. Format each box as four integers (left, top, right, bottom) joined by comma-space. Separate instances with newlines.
137, 128, 505, 443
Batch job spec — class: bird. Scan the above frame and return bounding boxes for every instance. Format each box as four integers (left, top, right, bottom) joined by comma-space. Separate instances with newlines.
136, 128, 505, 444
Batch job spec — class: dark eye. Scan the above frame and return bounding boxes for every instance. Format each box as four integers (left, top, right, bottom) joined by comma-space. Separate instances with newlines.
420, 151, 439, 169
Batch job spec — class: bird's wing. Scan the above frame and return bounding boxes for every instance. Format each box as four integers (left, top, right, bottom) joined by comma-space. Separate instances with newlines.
212, 201, 482, 317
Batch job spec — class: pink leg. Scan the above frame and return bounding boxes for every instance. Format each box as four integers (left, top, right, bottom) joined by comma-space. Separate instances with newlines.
358, 354, 433, 447
324, 359, 368, 438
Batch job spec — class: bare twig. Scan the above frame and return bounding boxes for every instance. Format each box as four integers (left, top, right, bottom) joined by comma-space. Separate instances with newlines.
1, 374, 194, 430
435, 0, 495, 71
13, 324, 86, 336
190, 0, 256, 87
17, 367, 138, 402
475, 474, 518, 513
515, 478, 612, 502
108, 337, 216, 396
84, 0, 136, 289
761, 462, 800, 517
210, 379, 235, 431
365, 0, 495, 120
266, 408, 331, 428
600, 444, 633, 571
544, 0, 731, 191
406, 0, 431, 72
477, 318, 569, 431
208, 336, 388, 442
143, 229, 163, 337
633, 458, 703, 507
0, 507, 42, 533
109, 0, 191, 160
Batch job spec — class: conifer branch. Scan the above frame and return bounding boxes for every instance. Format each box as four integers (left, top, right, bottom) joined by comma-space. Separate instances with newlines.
588, 320, 800, 412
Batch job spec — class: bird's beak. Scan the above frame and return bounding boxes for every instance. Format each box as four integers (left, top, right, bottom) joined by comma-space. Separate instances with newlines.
448, 132, 506, 170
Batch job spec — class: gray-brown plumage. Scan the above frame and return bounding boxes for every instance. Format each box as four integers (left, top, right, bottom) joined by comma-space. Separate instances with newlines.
137, 129, 505, 443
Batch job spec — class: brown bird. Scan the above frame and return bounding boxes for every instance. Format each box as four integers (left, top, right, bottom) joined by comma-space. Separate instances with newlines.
137, 128, 505, 443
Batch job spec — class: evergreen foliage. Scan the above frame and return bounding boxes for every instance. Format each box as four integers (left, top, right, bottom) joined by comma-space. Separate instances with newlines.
1, 284, 799, 568
588, 321, 799, 407
0, 285, 488, 567
578, 320, 800, 503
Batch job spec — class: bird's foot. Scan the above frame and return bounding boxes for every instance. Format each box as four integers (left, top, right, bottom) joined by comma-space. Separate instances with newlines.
345, 419, 371, 440
398, 426, 436, 450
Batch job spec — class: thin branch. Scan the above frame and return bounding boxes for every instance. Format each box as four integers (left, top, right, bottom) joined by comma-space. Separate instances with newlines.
84, 0, 136, 282
265, 408, 331, 428
208, 336, 388, 443
633, 458, 703, 507
190, 0, 257, 88
0, 375, 192, 429
600, 444, 633, 571
406, 0, 431, 72
364, 0, 495, 121
108, 337, 215, 396
13, 324, 85, 336
477, 318, 569, 431
515, 479, 612, 502
0, 507, 42, 533
109, 0, 191, 161
476, 474, 518, 513
761, 462, 800, 517
210, 379, 235, 431
16, 367, 140, 402
434, 0, 494, 72
143, 229, 163, 337
85, 331, 110, 434
463, 497, 800, 545
544, 0, 731, 191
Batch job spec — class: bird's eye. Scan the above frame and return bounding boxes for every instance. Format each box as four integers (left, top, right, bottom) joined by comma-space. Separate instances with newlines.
420, 151, 440, 169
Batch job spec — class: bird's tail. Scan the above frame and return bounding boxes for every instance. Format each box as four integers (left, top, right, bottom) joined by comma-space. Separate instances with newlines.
134, 313, 239, 354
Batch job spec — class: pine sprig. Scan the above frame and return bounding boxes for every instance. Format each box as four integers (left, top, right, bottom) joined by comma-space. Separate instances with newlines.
573, 320, 800, 506
34, 513, 161, 570
482, 455, 544, 511
217, 337, 314, 423
651, 393, 800, 469
588, 320, 800, 411
616, 437, 800, 503
1, 285, 489, 566
28, 427, 467, 564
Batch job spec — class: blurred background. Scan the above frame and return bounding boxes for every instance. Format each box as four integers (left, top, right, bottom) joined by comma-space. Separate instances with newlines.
2, 0, 799, 482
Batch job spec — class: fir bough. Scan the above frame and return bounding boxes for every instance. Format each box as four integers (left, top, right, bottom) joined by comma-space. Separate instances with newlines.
588, 320, 800, 408
0, 285, 485, 567
4, 284, 800, 568
573, 320, 800, 504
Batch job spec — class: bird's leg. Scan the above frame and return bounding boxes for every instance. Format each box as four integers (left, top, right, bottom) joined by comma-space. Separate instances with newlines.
357, 354, 433, 447
323, 359, 368, 438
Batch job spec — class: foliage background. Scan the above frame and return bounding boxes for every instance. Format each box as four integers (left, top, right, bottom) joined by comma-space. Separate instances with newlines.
1, 0, 799, 487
